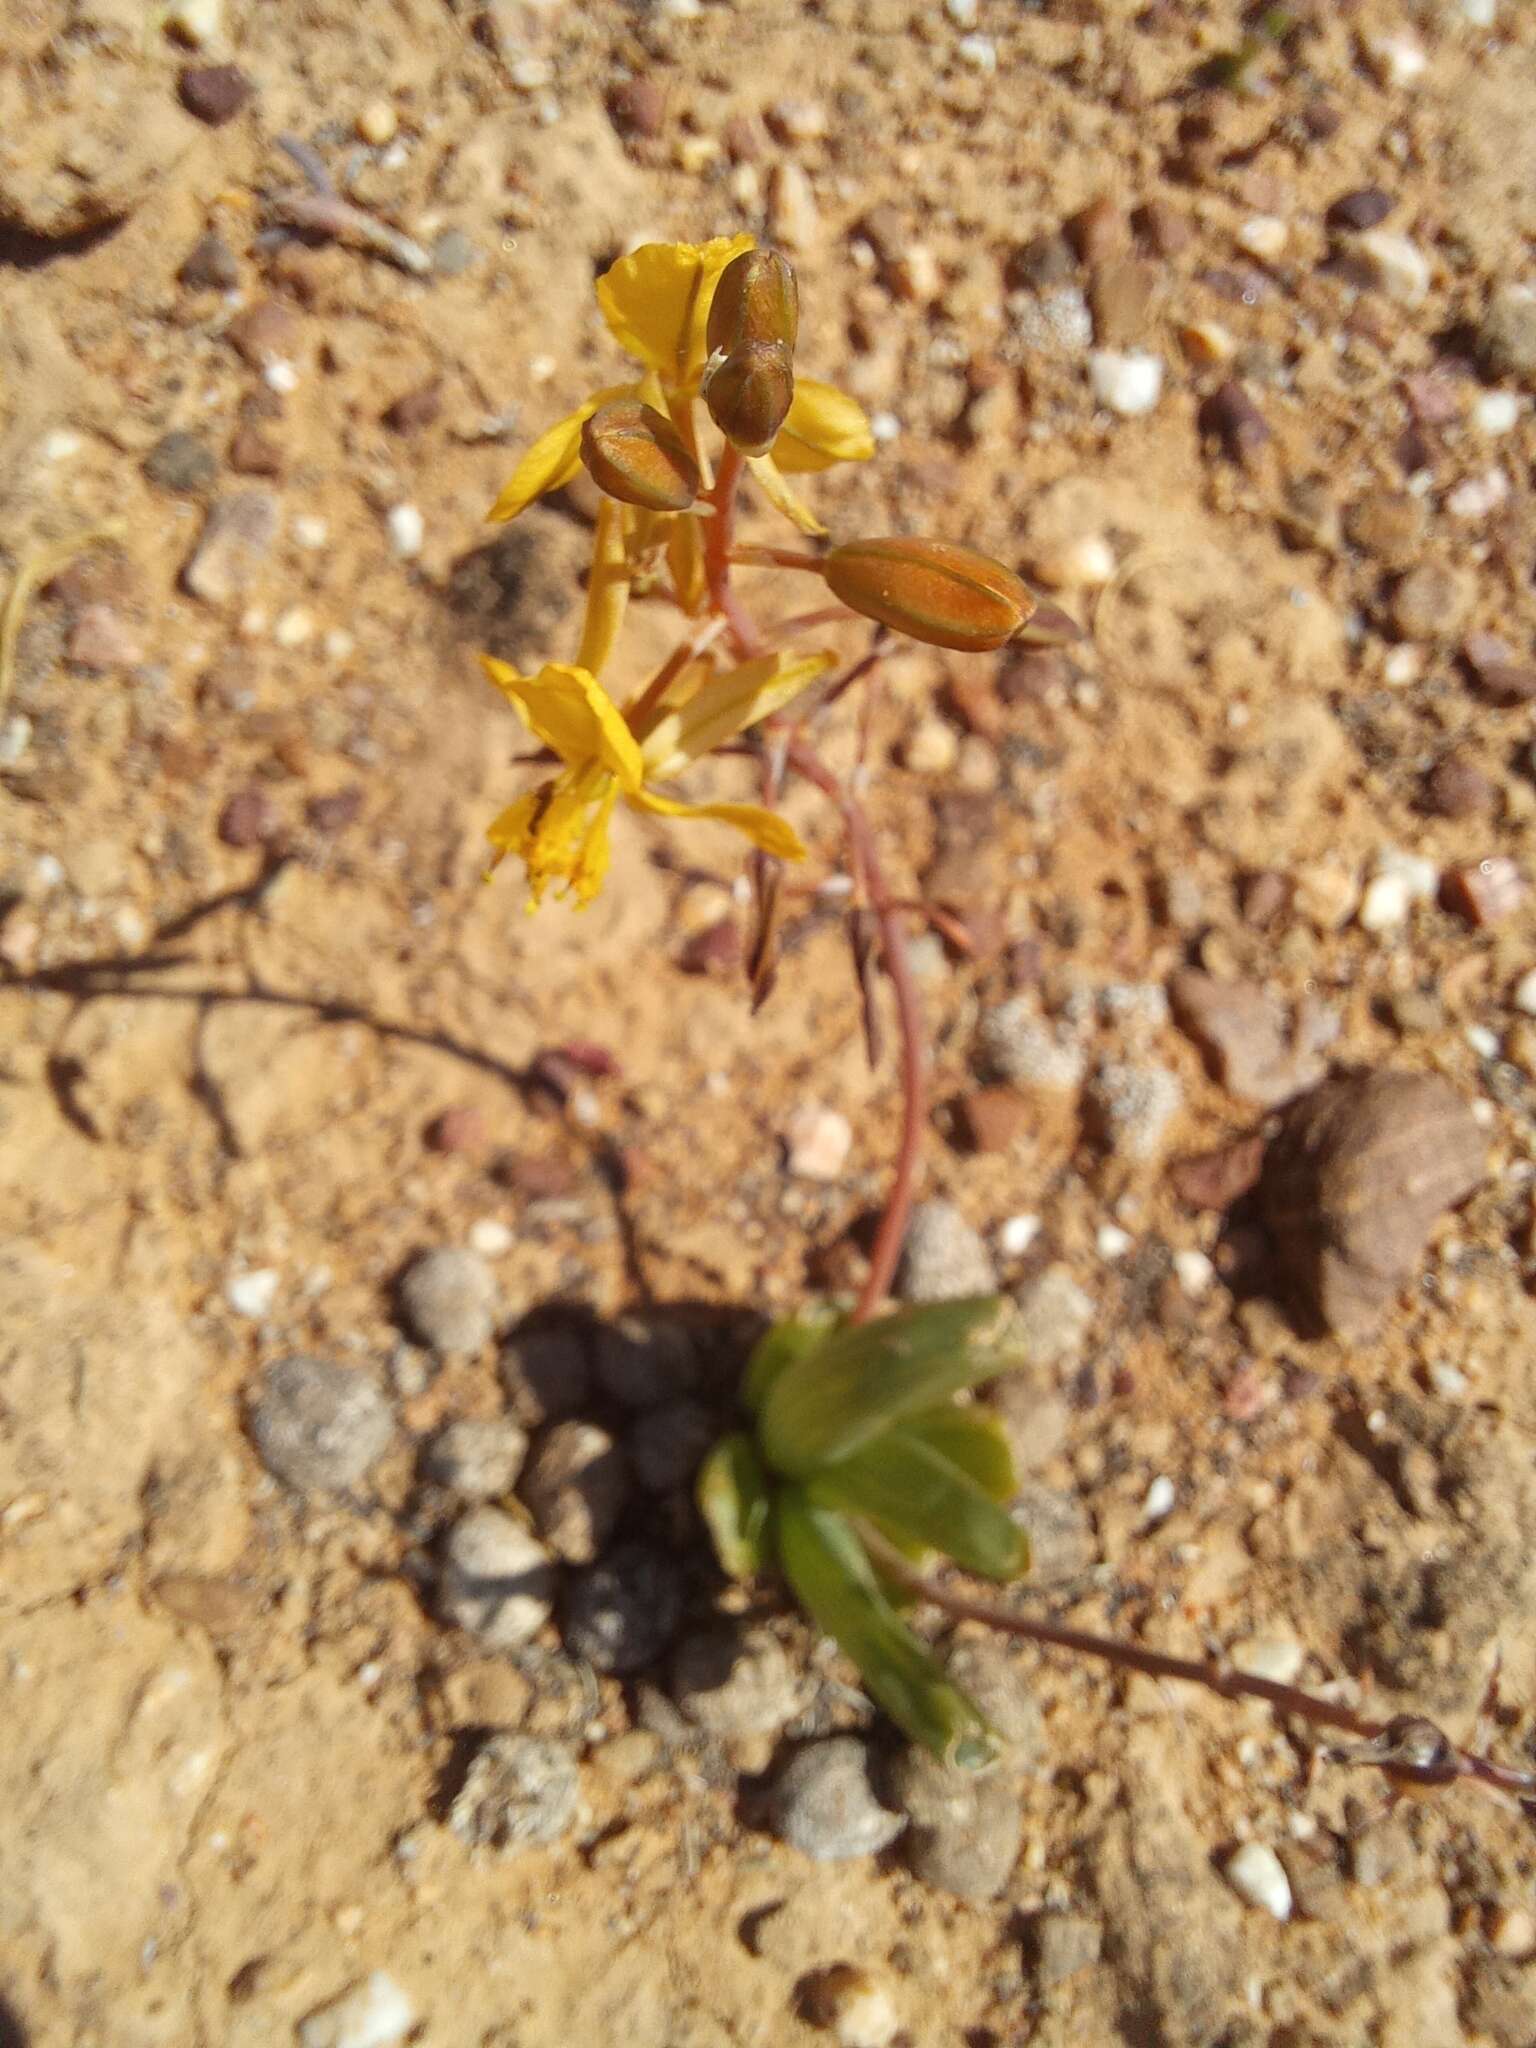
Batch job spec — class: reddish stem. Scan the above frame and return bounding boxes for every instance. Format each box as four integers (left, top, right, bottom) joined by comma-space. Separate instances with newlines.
867, 1539, 1536, 1806
787, 740, 925, 1325
704, 443, 765, 659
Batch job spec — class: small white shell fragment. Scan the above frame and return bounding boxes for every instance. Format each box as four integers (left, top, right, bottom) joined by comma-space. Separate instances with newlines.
785, 1105, 853, 1181
1140, 1474, 1176, 1525
1231, 1636, 1304, 1685
1365, 31, 1427, 88
1511, 968, 1536, 1017
386, 504, 424, 558
1236, 216, 1288, 262
164, 0, 222, 47
1224, 1841, 1293, 1920
1173, 1248, 1214, 1298
1087, 349, 1164, 417
1097, 1224, 1133, 1262
226, 1268, 279, 1318
1357, 872, 1411, 935
1473, 391, 1520, 436
997, 1214, 1042, 1258
299, 1971, 417, 2048
357, 100, 398, 146
1356, 230, 1431, 308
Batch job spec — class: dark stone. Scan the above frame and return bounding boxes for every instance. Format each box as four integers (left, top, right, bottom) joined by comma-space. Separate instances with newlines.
179, 64, 255, 126
563, 1543, 683, 1673
143, 431, 218, 495
1327, 188, 1393, 232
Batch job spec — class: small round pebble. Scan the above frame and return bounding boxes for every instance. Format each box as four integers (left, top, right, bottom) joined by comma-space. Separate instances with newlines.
398, 1247, 497, 1353
143, 430, 219, 494
1087, 348, 1163, 416
978, 998, 1085, 1091
248, 1354, 394, 1495
771, 1738, 906, 1862
519, 1420, 627, 1564
1224, 1840, 1293, 1920
356, 99, 398, 145
562, 1542, 682, 1673
447, 1732, 579, 1854
499, 1320, 592, 1426
298, 1971, 415, 2048
593, 1312, 698, 1408
422, 1416, 527, 1499
883, 1746, 1023, 1899
897, 1199, 998, 1303
670, 1624, 805, 1738
627, 1397, 716, 1494
435, 1506, 555, 1650
802, 1964, 900, 2048
386, 503, 424, 558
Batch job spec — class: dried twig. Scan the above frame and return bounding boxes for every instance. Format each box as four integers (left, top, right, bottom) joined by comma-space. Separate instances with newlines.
268, 133, 433, 278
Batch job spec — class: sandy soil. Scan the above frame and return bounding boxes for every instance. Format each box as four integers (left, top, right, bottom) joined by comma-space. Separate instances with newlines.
4, 2, 1536, 2043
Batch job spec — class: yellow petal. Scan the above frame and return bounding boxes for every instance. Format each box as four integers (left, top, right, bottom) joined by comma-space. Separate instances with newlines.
658, 648, 837, 770
487, 384, 638, 522
745, 452, 828, 537
628, 786, 807, 862
596, 236, 755, 387
480, 659, 645, 791
485, 777, 618, 908
576, 497, 631, 676
772, 377, 877, 473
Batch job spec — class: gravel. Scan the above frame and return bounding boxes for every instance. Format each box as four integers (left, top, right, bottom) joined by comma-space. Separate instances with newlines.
670, 1624, 805, 1738
1028, 1912, 1103, 1989
897, 1199, 998, 1302
562, 1542, 682, 1672
447, 1732, 579, 1854
1012, 1264, 1093, 1370
398, 1247, 497, 1353
182, 489, 278, 604
143, 430, 218, 493
435, 1506, 555, 1650
519, 1420, 628, 1564
499, 1320, 592, 1426
248, 1355, 394, 1495
977, 997, 1085, 1091
421, 1417, 527, 1500
943, 1639, 1044, 1765
883, 1744, 1024, 1898
1477, 281, 1536, 385
627, 1397, 716, 1494
770, 1738, 906, 1861
1088, 1061, 1182, 1161
592, 1313, 699, 1408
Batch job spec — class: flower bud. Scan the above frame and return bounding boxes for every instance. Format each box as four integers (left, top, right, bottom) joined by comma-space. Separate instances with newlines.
702, 339, 795, 456
580, 398, 700, 511
823, 537, 1037, 653
707, 247, 799, 358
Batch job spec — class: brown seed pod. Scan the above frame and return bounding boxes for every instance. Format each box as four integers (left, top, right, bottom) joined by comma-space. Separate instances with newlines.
701, 338, 795, 456
580, 399, 700, 511
823, 537, 1037, 653
1260, 1068, 1487, 1339
707, 247, 799, 358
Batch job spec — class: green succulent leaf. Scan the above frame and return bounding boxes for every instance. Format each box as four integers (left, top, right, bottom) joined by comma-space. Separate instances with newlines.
776, 1485, 997, 1769
758, 1296, 1025, 1478
742, 1301, 844, 1415
697, 1431, 773, 1581
898, 1403, 1017, 1504
807, 1428, 1028, 1582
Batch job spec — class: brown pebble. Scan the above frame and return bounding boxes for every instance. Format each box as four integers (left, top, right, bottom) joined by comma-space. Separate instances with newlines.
677, 919, 741, 976
721, 113, 764, 162
178, 63, 254, 125
382, 381, 443, 433
609, 75, 668, 139
1327, 188, 1393, 232
1132, 198, 1191, 257
1007, 231, 1076, 290
1302, 98, 1342, 140
1344, 489, 1425, 569
489, 1150, 577, 1198
1441, 858, 1526, 928
66, 604, 144, 672
1401, 372, 1461, 426
1200, 380, 1270, 464
1390, 562, 1473, 643
1240, 870, 1292, 929
1261, 1069, 1486, 1340
1467, 659, 1536, 707
1278, 477, 1340, 554
305, 787, 364, 834
1421, 754, 1493, 820
1067, 194, 1129, 268
425, 1105, 488, 1155
179, 228, 239, 291
218, 787, 281, 848
228, 426, 283, 477
1169, 1134, 1266, 1210
224, 300, 300, 369
1088, 256, 1158, 347
956, 1086, 1031, 1155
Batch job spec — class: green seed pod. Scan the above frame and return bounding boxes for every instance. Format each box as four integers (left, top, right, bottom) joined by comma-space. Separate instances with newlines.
702, 339, 796, 456
823, 537, 1037, 653
707, 247, 799, 358
580, 398, 701, 511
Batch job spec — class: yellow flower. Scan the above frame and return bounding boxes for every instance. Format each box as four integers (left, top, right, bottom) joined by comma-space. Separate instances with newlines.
482, 649, 835, 908
488, 238, 874, 523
